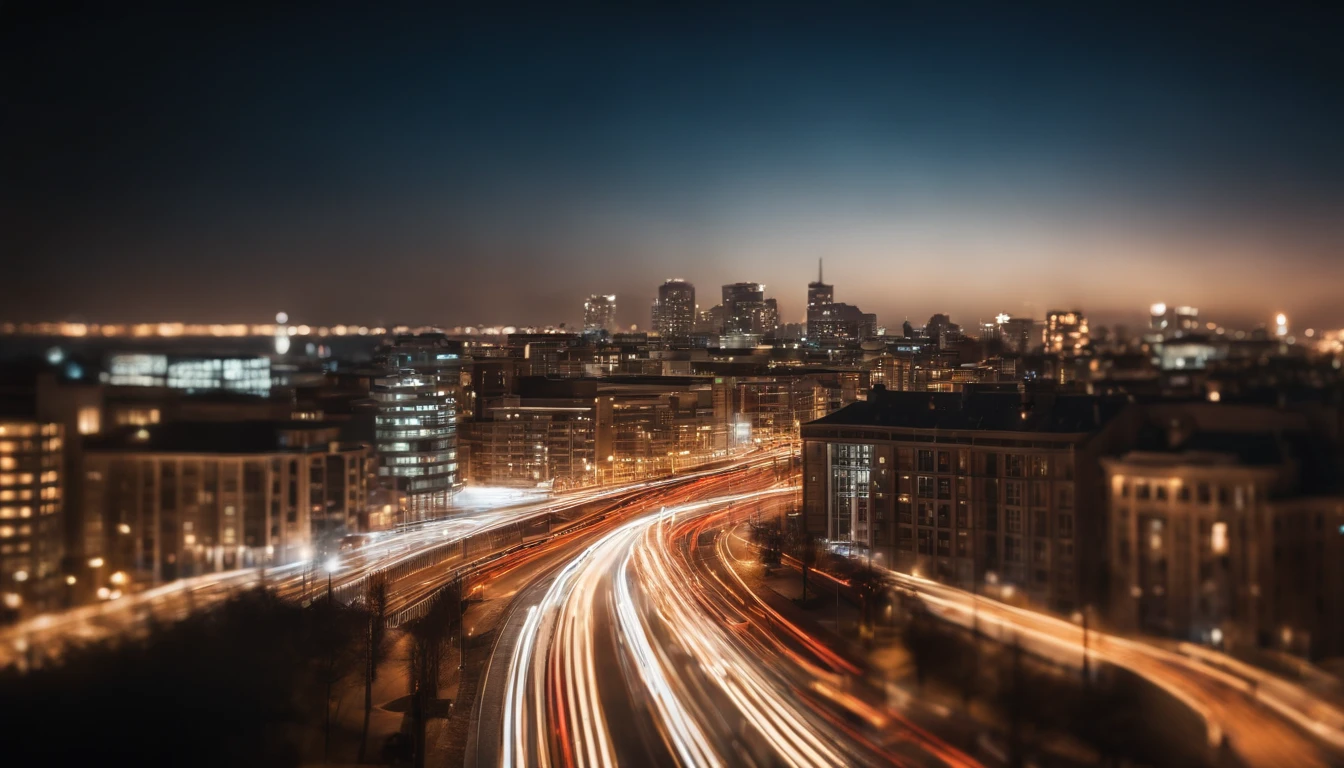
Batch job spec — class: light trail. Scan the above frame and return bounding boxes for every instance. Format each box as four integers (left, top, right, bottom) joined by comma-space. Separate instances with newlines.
494, 468, 972, 768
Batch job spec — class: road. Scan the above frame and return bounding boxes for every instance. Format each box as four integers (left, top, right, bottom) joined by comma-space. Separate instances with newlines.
884, 569, 1344, 767
470, 459, 980, 768
0, 455, 766, 669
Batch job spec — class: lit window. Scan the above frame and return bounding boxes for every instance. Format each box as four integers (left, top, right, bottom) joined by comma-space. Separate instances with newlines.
1211, 522, 1228, 555
78, 406, 101, 435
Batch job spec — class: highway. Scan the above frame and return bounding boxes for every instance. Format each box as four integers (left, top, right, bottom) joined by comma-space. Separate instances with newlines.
0, 456, 764, 669
470, 457, 980, 768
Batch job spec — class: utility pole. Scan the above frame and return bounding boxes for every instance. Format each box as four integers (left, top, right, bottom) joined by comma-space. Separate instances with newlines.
1082, 606, 1091, 687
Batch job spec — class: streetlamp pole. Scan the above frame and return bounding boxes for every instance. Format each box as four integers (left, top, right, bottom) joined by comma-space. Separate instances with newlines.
1082, 606, 1091, 686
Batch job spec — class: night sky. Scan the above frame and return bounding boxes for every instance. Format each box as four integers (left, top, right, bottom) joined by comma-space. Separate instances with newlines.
4, 3, 1343, 331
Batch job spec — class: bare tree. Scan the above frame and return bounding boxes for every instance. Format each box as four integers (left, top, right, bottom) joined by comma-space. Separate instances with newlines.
359, 573, 390, 762
404, 579, 463, 768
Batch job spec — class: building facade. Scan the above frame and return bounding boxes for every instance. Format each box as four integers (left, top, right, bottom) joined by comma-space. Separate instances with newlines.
81, 422, 369, 597
0, 420, 64, 619
370, 334, 464, 521
584, 294, 617, 333
653, 280, 696, 339
1045, 309, 1089, 357
1102, 405, 1344, 658
802, 387, 1131, 613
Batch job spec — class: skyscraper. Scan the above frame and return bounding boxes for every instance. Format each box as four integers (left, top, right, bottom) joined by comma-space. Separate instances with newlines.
722, 282, 766, 335
370, 334, 464, 522
584, 294, 617, 332
1045, 309, 1089, 355
806, 260, 834, 340
652, 279, 695, 338
807, 259, 833, 313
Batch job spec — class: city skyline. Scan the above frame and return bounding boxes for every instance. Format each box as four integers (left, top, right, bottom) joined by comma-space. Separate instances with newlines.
5, 5, 1343, 330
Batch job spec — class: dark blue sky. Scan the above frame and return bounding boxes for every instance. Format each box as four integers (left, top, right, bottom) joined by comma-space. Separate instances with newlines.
5, 3, 1343, 331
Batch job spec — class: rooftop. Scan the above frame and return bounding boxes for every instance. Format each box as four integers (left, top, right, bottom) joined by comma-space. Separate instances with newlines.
806, 386, 1129, 434
84, 421, 356, 455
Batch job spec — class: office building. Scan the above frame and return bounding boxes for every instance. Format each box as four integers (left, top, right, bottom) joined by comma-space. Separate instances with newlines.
0, 419, 64, 618
652, 280, 696, 338
695, 305, 724, 335
1045, 309, 1089, 356
802, 386, 1131, 613
81, 421, 369, 595
807, 259, 834, 317
584, 294, 618, 333
370, 334, 464, 521
1148, 304, 1201, 339
1103, 403, 1344, 658
1000, 317, 1038, 354
102, 353, 272, 396
722, 282, 767, 335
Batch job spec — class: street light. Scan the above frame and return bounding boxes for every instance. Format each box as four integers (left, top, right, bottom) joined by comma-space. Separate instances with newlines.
1072, 606, 1092, 686
324, 556, 340, 603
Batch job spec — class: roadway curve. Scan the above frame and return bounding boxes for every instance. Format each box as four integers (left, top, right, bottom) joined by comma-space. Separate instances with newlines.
470, 461, 978, 768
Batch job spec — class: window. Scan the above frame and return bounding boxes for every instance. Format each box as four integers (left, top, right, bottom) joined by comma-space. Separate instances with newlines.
917, 476, 935, 498
1156, 485, 1168, 501
937, 477, 952, 500
1006, 509, 1023, 534
1005, 482, 1023, 507
956, 502, 968, 528
1005, 455, 1024, 478
937, 451, 951, 473
898, 501, 912, 524
1211, 521, 1228, 555
1197, 483, 1211, 504
917, 529, 933, 555
1031, 482, 1048, 507
898, 528, 913, 552
1136, 482, 1150, 501
957, 450, 969, 474
1033, 539, 1048, 564
898, 448, 913, 470
1031, 456, 1049, 478
1058, 513, 1074, 539
937, 531, 951, 557
1178, 484, 1191, 502
917, 502, 935, 526
985, 507, 999, 532
917, 450, 934, 472
937, 504, 950, 528
984, 453, 998, 476
1005, 536, 1021, 562
1057, 485, 1073, 510
1033, 510, 1048, 537
77, 406, 101, 435
956, 530, 969, 558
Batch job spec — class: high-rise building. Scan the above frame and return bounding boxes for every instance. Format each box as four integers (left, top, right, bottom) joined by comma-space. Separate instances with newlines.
583, 294, 617, 333
807, 259, 834, 311
0, 420, 64, 618
652, 280, 695, 338
1148, 304, 1200, 339
1001, 317, 1038, 354
762, 298, 780, 336
1045, 309, 1089, 356
722, 282, 765, 335
695, 305, 724, 335
370, 334, 464, 521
